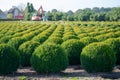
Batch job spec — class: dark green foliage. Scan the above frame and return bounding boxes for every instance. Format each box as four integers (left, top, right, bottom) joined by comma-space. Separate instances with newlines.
117, 37, 120, 41
7, 37, 26, 50
0, 44, 20, 75
90, 13, 106, 21
80, 37, 98, 46
46, 7, 120, 21
63, 35, 79, 41
18, 41, 40, 66
31, 43, 68, 73
78, 33, 89, 39
108, 7, 120, 21
32, 35, 48, 44
95, 35, 106, 41
0, 36, 12, 43
50, 34, 62, 38
104, 38, 120, 65
95, 32, 117, 41
81, 42, 116, 73
61, 39, 84, 65
24, 2, 35, 21
45, 37, 63, 44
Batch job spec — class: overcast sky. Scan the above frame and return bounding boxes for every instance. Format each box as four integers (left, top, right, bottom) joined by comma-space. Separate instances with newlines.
0, 0, 120, 12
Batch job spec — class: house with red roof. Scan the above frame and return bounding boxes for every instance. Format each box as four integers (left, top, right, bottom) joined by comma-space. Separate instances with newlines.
8, 6, 24, 19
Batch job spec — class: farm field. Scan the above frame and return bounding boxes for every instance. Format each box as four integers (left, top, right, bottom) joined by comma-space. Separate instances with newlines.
0, 21, 120, 80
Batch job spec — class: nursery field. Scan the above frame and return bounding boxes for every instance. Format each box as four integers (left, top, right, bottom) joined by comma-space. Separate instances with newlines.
0, 21, 120, 79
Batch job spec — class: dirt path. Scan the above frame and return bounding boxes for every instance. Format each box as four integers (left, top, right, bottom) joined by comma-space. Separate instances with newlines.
0, 65, 120, 80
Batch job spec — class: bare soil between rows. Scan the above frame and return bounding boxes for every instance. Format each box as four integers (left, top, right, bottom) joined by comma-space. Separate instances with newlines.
0, 65, 120, 80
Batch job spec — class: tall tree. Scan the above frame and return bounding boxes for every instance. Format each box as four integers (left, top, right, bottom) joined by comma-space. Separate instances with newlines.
67, 10, 74, 15
46, 11, 53, 21
45, 7, 120, 21
24, 2, 30, 20
52, 9, 57, 13
108, 7, 120, 21
24, 2, 35, 21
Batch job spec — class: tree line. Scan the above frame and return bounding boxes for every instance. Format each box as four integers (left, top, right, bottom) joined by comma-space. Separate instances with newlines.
46, 7, 120, 21
23, 2, 120, 21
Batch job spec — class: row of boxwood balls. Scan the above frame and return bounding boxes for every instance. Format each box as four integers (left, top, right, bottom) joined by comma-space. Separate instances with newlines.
0, 37, 120, 75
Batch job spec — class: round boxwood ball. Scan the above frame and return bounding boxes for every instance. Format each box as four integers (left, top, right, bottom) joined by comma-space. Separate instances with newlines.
104, 38, 120, 65
81, 42, 116, 73
63, 35, 79, 41
80, 37, 98, 46
0, 44, 20, 75
7, 37, 26, 50
61, 39, 84, 65
31, 43, 68, 73
45, 37, 63, 44
18, 41, 40, 67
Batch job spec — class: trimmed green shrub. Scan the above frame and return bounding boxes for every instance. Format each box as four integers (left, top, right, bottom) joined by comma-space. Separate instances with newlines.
89, 32, 100, 37
115, 31, 120, 37
31, 43, 68, 73
50, 34, 62, 38
61, 39, 84, 65
0, 36, 12, 43
7, 37, 26, 50
63, 35, 79, 41
104, 38, 120, 65
95, 33, 117, 42
117, 37, 120, 41
32, 35, 48, 44
81, 42, 116, 73
45, 37, 63, 44
0, 44, 20, 75
78, 33, 89, 39
0, 34, 4, 38
18, 41, 40, 66
80, 37, 98, 46
95, 34, 108, 41
21, 32, 35, 40
64, 32, 76, 36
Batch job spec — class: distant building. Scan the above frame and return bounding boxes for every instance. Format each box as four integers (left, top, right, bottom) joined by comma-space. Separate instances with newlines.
8, 6, 24, 19
0, 9, 7, 19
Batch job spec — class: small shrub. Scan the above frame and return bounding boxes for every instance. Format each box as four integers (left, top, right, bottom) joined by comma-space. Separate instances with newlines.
95, 34, 108, 41
89, 32, 100, 37
45, 37, 63, 44
7, 37, 26, 50
61, 39, 84, 65
18, 41, 40, 66
32, 35, 48, 44
31, 43, 68, 73
104, 38, 120, 65
50, 34, 62, 38
0, 34, 4, 38
115, 31, 120, 37
78, 33, 89, 39
64, 32, 76, 36
80, 37, 98, 46
81, 42, 116, 73
95, 33, 117, 41
0, 44, 20, 75
0, 36, 12, 43
117, 37, 120, 41
63, 35, 79, 41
